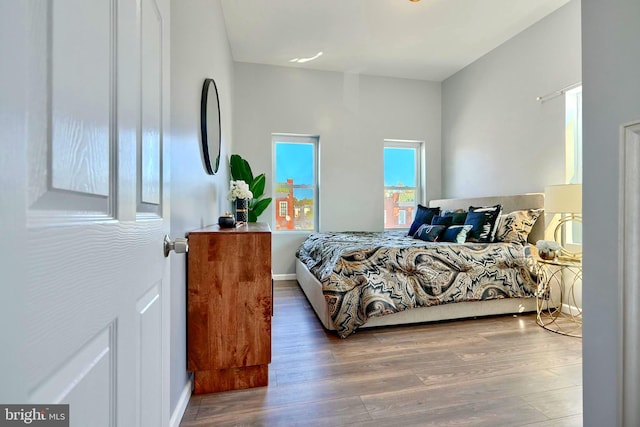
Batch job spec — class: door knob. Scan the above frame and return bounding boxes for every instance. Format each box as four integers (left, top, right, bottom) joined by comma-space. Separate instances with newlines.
164, 235, 188, 257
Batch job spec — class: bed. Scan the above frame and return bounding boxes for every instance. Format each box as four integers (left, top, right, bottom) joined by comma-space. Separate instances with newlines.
295, 193, 545, 338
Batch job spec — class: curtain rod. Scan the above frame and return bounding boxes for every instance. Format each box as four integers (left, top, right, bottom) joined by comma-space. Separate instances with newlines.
536, 81, 582, 102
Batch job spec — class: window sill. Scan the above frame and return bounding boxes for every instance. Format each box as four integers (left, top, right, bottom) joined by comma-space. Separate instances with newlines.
272, 230, 316, 236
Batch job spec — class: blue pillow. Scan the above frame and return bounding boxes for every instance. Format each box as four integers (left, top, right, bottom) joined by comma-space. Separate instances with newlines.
442, 211, 468, 225
407, 205, 441, 236
431, 215, 453, 227
465, 205, 503, 242
413, 224, 447, 242
440, 225, 472, 243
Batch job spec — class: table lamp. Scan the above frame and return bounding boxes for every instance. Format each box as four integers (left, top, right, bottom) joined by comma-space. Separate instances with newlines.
545, 184, 582, 260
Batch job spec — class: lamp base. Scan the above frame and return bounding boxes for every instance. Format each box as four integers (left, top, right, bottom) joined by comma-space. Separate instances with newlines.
553, 215, 582, 260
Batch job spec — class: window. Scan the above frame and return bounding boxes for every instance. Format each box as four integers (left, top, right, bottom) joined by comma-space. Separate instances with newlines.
565, 86, 582, 185
384, 140, 423, 230
398, 210, 407, 225
272, 134, 318, 231
279, 201, 288, 218
565, 85, 582, 245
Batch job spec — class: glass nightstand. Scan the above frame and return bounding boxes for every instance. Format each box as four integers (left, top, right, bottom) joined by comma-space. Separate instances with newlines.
535, 257, 582, 337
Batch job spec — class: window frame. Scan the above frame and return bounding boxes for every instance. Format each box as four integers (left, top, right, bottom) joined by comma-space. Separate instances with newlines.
398, 209, 407, 225
565, 86, 582, 185
271, 134, 319, 232
278, 201, 288, 218
383, 140, 425, 231
564, 85, 582, 247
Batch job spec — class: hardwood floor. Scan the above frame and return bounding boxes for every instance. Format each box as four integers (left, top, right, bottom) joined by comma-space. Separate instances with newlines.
181, 280, 582, 427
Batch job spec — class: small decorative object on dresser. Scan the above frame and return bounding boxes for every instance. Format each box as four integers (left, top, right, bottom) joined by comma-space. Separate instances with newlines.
218, 213, 236, 228
230, 154, 273, 222
228, 180, 252, 223
234, 198, 249, 223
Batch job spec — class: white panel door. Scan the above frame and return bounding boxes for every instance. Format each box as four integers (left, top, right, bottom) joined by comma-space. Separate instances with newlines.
1, 1, 171, 426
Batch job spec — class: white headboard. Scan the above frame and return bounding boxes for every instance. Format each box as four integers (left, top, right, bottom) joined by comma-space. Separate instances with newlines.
428, 193, 545, 244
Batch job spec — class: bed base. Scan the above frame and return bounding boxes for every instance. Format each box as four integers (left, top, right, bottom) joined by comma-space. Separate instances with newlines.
296, 258, 538, 331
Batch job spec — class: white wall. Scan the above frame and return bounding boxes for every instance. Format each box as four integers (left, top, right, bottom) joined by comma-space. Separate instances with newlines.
582, 0, 640, 425
441, 0, 581, 198
233, 64, 442, 275
169, 0, 234, 417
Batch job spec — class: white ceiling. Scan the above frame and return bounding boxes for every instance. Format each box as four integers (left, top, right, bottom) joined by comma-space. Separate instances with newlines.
220, 0, 571, 82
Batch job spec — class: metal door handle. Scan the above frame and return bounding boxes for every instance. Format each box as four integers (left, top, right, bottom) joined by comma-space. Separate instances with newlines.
164, 235, 188, 257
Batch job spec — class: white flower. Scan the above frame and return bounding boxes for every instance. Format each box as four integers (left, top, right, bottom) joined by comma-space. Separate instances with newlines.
227, 180, 253, 201
536, 240, 561, 252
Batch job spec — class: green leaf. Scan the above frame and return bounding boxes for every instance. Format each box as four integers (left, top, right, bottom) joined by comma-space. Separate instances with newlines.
230, 154, 271, 222
251, 197, 272, 219
230, 154, 253, 183
250, 174, 266, 199
244, 159, 254, 183
229, 154, 243, 180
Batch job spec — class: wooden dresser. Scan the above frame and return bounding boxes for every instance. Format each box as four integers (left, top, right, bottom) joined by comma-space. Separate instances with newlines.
187, 222, 272, 394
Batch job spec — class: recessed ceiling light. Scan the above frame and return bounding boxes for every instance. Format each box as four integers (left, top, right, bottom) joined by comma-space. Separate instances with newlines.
289, 51, 323, 64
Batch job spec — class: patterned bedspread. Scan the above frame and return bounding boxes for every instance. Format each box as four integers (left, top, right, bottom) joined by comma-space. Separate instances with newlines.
296, 231, 537, 338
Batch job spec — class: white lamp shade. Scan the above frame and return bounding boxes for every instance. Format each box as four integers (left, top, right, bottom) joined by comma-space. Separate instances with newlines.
545, 184, 582, 214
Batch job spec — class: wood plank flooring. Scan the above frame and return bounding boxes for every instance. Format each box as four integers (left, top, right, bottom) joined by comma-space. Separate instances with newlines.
181, 280, 582, 427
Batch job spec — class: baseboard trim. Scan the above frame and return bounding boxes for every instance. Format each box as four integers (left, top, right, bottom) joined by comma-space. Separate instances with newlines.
272, 273, 296, 281
169, 378, 192, 427
561, 303, 582, 317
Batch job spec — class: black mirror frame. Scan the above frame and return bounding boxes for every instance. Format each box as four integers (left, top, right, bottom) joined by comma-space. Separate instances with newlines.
200, 78, 221, 175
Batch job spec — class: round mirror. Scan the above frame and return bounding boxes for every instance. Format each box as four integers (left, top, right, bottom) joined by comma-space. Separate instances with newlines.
200, 78, 221, 175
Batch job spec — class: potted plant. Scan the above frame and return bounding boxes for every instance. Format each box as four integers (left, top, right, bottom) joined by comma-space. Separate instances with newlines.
227, 180, 252, 222
230, 154, 273, 222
